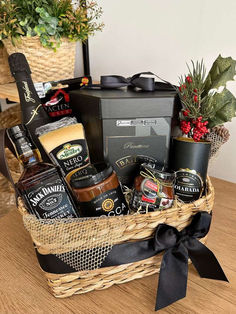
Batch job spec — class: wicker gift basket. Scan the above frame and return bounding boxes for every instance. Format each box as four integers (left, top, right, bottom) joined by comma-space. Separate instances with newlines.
0, 104, 228, 311
3, 37, 76, 83
17, 184, 214, 298
0, 45, 14, 85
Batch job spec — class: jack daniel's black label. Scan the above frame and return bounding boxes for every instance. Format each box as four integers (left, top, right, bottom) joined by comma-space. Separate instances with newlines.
24, 175, 78, 219
175, 169, 203, 202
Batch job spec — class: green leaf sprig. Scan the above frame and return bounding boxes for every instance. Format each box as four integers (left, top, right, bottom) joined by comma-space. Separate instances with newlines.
178, 55, 236, 129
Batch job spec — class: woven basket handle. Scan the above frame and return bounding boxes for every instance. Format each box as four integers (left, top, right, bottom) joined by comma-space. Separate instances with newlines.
0, 128, 18, 196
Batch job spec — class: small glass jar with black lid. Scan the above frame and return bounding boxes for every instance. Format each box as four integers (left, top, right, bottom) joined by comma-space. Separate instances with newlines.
131, 162, 176, 212
70, 163, 129, 217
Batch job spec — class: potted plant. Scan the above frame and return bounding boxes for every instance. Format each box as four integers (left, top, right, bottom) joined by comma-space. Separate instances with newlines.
0, 0, 104, 82
176, 55, 236, 157
171, 55, 236, 202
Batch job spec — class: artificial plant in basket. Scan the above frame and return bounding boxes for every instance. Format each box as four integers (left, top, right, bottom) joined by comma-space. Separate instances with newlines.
177, 55, 236, 156
0, 0, 104, 81
0, 0, 104, 50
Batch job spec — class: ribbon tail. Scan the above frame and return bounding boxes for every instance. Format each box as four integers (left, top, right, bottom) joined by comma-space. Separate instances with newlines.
155, 243, 188, 311
187, 238, 228, 282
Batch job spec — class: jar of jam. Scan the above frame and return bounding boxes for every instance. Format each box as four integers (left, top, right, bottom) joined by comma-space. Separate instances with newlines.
131, 163, 175, 211
70, 163, 129, 217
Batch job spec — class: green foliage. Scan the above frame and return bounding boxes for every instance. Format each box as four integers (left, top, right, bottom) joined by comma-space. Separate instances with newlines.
178, 56, 236, 129
207, 89, 236, 128
204, 55, 236, 93
0, 0, 104, 50
203, 55, 236, 128
178, 60, 214, 121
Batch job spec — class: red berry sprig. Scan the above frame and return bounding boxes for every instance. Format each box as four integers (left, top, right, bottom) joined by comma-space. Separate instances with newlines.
186, 76, 193, 83
183, 109, 190, 117
180, 120, 191, 134
193, 95, 198, 103
179, 84, 186, 92
192, 116, 209, 141
180, 116, 209, 141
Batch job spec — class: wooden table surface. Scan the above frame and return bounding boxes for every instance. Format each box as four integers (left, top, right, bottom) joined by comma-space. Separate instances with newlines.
0, 83, 19, 103
0, 177, 235, 314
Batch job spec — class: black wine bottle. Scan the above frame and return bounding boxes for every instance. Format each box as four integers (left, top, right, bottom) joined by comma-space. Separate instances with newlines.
8, 53, 51, 162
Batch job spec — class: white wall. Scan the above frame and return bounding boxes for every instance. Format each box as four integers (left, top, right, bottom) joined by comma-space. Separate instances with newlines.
85, 0, 236, 183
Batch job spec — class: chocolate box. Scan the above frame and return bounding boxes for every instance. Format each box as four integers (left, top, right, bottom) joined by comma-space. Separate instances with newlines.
70, 88, 177, 186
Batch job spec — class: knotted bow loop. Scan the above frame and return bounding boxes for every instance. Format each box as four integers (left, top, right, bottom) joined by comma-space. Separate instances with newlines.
154, 224, 179, 251
100, 73, 155, 91
95, 72, 176, 91
129, 72, 156, 91
155, 211, 228, 311
154, 211, 211, 253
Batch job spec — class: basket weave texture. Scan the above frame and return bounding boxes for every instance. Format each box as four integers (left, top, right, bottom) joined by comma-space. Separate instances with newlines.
3, 37, 76, 82
0, 46, 14, 85
0, 105, 21, 217
18, 179, 214, 298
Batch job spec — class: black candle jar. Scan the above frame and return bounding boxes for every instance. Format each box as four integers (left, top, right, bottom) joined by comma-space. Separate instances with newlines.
170, 137, 211, 203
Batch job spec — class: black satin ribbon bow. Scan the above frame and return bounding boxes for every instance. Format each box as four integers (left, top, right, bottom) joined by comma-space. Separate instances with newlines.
35, 211, 228, 311
87, 72, 176, 92
154, 211, 228, 311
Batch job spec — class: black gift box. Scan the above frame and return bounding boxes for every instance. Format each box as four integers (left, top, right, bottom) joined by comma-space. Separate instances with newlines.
70, 88, 177, 186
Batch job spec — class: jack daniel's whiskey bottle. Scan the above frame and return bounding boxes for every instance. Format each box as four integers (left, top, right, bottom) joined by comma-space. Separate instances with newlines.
8, 53, 51, 162
8, 125, 79, 219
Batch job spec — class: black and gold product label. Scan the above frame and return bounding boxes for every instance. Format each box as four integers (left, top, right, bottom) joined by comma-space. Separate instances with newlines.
174, 169, 203, 202
24, 175, 78, 219
50, 139, 90, 180
79, 187, 129, 217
